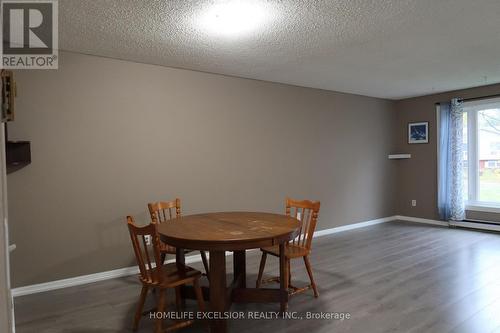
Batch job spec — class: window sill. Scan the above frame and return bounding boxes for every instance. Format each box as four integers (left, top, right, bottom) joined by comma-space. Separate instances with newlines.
466, 203, 500, 214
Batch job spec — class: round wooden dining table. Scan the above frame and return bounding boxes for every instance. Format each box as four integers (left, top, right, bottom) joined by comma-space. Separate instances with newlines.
157, 211, 301, 333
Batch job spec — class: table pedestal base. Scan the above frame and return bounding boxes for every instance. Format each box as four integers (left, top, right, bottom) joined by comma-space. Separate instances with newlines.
177, 246, 289, 333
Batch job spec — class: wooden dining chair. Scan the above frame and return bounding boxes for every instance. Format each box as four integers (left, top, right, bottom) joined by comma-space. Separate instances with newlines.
256, 197, 321, 297
126, 216, 206, 333
148, 198, 210, 279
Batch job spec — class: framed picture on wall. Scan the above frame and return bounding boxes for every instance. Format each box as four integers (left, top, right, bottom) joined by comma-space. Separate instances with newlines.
408, 121, 429, 144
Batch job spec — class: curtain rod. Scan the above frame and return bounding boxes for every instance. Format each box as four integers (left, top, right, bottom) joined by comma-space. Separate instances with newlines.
458, 93, 500, 103
435, 92, 500, 105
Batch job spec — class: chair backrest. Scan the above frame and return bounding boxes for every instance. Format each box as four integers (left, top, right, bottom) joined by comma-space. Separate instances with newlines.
286, 197, 320, 250
148, 198, 181, 224
126, 216, 163, 284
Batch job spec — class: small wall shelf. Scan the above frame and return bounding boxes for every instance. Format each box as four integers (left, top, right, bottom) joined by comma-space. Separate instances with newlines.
388, 154, 411, 160
5, 124, 31, 174
6, 141, 31, 173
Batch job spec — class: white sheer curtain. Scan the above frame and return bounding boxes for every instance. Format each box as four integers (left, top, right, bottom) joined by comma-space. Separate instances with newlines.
438, 98, 465, 221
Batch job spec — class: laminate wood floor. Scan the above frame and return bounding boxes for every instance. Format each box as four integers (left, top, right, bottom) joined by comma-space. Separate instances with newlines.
14, 221, 500, 333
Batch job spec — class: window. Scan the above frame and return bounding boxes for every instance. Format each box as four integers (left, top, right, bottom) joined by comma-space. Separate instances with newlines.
463, 98, 500, 207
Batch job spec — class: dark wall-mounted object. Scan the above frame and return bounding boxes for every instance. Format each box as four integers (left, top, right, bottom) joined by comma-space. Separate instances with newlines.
1, 70, 16, 122
5, 124, 31, 174
1, 71, 30, 173
6, 141, 31, 174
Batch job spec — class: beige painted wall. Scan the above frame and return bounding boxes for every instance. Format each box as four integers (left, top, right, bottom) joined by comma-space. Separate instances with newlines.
1, 124, 13, 332
0, 206, 11, 331
395, 83, 500, 220
0, 200, 11, 329
7, 52, 397, 287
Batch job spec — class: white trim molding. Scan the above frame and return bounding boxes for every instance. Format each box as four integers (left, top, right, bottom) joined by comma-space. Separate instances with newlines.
395, 215, 449, 227
313, 216, 397, 237
12, 215, 398, 297
14, 214, 474, 298
12, 253, 207, 297
12, 214, 500, 298
12, 266, 140, 298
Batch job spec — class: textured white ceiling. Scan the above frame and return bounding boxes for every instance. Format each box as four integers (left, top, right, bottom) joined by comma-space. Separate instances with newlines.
60, 0, 500, 100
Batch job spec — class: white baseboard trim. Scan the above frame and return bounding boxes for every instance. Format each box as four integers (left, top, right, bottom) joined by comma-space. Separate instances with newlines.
14, 214, 460, 297
10, 214, 498, 298
313, 216, 397, 237
12, 252, 206, 297
12, 214, 455, 297
395, 215, 449, 226
12, 266, 140, 298
12, 215, 400, 297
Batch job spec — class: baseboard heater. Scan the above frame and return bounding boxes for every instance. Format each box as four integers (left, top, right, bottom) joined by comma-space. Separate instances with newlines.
449, 219, 500, 233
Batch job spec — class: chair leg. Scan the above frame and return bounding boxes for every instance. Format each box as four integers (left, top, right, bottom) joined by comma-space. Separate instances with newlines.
193, 278, 208, 331
288, 259, 291, 287
193, 278, 206, 312
303, 256, 319, 297
160, 253, 167, 265
133, 285, 149, 331
256, 252, 267, 288
175, 286, 183, 311
279, 243, 288, 313
155, 289, 167, 333
200, 251, 210, 280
